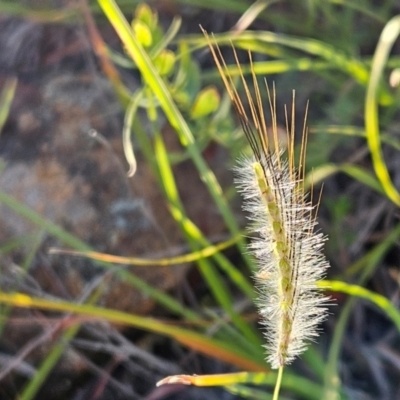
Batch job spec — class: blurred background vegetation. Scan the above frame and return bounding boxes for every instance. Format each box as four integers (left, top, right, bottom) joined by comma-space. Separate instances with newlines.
0, 0, 400, 399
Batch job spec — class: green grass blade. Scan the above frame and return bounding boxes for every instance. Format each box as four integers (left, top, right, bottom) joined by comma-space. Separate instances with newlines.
159, 371, 326, 400
322, 297, 352, 400
0, 291, 267, 372
185, 31, 391, 103
0, 77, 18, 134
365, 15, 400, 206
152, 128, 260, 345
339, 164, 384, 194
304, 163, 383, 194
97, 0, 260, 348
150, 15, 182, 58
0, 191, 200, 321
319, 281, 400, 400
321, 280, 400, 333
320, 222, 400, 399
203, 58, 331, 79
97, 0, 252, 270
311, 125, 400, 152
19, 324, 80, 400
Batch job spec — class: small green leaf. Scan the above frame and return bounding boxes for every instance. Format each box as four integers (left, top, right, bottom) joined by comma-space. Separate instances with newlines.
190, 86, 220, 119
153, 50, 176, 76
132, 20, 152, 47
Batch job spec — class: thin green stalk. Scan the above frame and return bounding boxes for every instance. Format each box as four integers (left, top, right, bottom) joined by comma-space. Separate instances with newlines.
19, 323, 81, 400
273, 366, 284, 400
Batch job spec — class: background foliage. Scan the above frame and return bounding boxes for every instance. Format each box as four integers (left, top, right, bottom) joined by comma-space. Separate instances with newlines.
0, 0, 400, 399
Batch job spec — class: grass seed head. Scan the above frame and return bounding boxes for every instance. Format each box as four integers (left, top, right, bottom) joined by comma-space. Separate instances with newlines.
204, 30, 330, 369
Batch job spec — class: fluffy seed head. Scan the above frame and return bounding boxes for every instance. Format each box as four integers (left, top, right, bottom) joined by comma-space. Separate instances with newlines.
204, 31, 330, 369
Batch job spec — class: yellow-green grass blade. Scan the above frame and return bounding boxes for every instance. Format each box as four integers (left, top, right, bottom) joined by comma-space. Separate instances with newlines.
97, 0, 252, 270
18, 257, 110, 400
19, 271, 109, 400
124, 89, 259, 357
0, 191, 199, 321
159, 371, 325, 400
304, 163, 383, 194
131, 100, 257, 304
0, 291, 267, 372
321, 280, 400, 333
365, 15, 400, 206
320, 222, 400, 399
49, 235, 239, 266
311, 125, 400, 152
319, 281, 400, 400
152, 127, 261, 346
127, 36, 257, 343
203, 58, 331, 80
203, 56, 400, 82
0, 77, 18, 135
185, 31, 391, 104
323, 297, 352, 400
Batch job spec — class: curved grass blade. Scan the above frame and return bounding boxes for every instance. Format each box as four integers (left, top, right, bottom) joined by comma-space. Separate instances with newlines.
49, 235, 239, 266
321, 222, 400, 399
150, 15, 182, 58
304, 163, 383, 194
311, 125, 400, 152
184, 31, 391, 103
365, 15, 400, 206
123, 89, 143, 176
320, 280, 400, 333
319, 281, 400, 400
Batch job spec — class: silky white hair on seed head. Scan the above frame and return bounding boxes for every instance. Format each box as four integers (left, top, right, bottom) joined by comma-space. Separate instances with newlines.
203, 29, 330, 369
